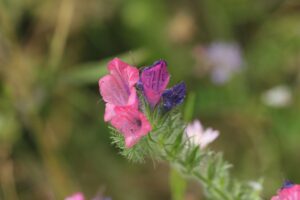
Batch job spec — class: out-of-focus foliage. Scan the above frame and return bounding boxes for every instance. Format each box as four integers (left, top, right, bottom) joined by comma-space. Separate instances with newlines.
0, 0, 300, 199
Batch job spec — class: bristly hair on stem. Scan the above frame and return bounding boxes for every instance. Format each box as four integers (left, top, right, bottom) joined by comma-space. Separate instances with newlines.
109, 95, 263, 200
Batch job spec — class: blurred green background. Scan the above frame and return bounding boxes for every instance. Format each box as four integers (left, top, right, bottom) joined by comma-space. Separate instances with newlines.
1, 0, 300, 199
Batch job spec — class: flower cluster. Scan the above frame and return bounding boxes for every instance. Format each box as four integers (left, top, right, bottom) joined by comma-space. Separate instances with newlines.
271, 181, 300, 200
99, 58, 186, 148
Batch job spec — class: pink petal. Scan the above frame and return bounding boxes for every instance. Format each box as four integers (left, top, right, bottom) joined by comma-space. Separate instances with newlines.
100, 75, 138, 105
65, 193, 85, 200
108, 58, 139, 88
104, 103, 115, 122
99, 58, 139, 121
99, 75, 131, 106
140, 60, 170, 107
111, 106, 152, 148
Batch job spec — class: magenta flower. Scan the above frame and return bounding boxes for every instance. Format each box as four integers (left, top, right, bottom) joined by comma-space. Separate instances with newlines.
99, 58, 139, 121
139, 60, 170, 107
65, 193, 85, 200
99, 58, 152, 148
111, 106, 152, 148
271, 181, 300, 200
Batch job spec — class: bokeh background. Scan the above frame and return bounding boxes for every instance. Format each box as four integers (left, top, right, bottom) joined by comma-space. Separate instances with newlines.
1, 0, 300, 199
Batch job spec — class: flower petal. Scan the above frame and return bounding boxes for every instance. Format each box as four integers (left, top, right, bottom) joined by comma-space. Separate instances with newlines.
99, 58, 140, 122
162, 82, 186, 111
200, 128, 219, 149
111, 106, 152, 148
140, 60, 170, 107
99, 58, 139, 106
108, 58, 139, 88
104, 103, 115, 122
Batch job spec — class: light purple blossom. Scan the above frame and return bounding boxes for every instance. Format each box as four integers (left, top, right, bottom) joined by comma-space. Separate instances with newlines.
205, 42, 243, 84
185, 119, 219, 149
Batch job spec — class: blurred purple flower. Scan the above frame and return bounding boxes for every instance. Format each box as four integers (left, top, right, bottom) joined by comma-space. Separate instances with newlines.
205, 42, 243, 84
92, 195, 112, 200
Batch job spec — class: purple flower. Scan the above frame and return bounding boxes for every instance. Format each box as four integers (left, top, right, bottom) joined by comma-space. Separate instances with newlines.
205, 42, 243, 84
139, 60, 170, 107
162, 82, 186, 111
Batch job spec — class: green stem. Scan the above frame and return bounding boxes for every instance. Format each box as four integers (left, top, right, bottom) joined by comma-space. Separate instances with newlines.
170, 168, 187, 200
193, 172, 231, 200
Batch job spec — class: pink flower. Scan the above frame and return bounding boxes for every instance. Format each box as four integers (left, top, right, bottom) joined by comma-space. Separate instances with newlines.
99, 58, 139, 121
99, 58, 152, 148
111, 106, 152, 148
271, 182, 300, 200
65, 193, 85, 200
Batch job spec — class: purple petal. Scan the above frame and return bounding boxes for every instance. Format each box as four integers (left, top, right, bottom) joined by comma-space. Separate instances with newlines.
139, 60, 170, 107
162, 82, 186, 111
282, 180, 294, 189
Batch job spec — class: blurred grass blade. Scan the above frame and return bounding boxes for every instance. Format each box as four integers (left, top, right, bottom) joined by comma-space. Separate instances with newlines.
184, 92, 196, 122
48, 0, 74, 72
61, 49, 149, 85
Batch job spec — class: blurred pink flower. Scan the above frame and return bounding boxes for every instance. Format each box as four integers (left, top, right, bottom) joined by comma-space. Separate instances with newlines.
99, 58, 139, 121
271, 182, 300, 200
185, 120, 219, 149
65, 192, 111, 200
65, 193, 85, 200
111, 106, 152, 148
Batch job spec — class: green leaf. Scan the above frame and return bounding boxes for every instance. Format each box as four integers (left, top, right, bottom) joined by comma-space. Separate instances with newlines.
61, 49, 149, 85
